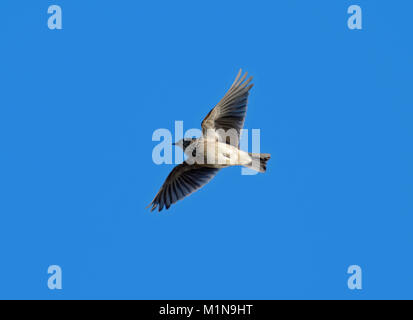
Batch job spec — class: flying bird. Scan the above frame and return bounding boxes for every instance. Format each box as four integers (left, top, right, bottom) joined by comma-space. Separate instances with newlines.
147, 69, 271, 212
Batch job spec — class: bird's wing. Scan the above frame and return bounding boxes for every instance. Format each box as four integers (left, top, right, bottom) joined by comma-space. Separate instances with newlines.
201, 69, 253, 145
147, 163, 220, 212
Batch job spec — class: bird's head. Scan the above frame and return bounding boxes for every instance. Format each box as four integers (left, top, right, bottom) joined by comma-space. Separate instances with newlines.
173, 138, 196, 150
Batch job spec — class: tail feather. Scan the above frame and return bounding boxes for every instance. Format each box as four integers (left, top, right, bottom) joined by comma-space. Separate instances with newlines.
247, 153, 271, 173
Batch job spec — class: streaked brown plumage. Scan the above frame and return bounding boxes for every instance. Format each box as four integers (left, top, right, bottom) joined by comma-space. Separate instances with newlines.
148, 69, 270, 212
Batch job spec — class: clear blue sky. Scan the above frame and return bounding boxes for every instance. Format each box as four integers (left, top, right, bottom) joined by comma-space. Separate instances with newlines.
0, 0, 412, 299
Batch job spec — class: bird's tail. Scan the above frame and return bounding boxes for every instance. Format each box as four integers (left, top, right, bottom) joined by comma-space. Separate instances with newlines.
247, 153, 271, 173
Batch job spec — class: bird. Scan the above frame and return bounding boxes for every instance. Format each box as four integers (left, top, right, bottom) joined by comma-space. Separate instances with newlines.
147, 69, 271, 212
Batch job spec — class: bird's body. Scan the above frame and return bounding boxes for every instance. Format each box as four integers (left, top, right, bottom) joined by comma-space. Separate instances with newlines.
148, 70, 271, 212
182, 136, 253, 168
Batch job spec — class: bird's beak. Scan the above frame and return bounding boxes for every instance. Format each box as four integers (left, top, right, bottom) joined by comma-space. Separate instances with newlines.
172, 142, 176, 146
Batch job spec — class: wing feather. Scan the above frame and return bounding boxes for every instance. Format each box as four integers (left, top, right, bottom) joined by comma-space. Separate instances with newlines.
147, 163, 220, 212
201, 69, 253, 145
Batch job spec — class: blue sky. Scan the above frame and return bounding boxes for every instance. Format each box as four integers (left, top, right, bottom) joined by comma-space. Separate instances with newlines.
0, 0, 412, 299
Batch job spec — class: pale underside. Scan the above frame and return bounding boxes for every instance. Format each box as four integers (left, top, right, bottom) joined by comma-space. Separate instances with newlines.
183, 138, 252, 168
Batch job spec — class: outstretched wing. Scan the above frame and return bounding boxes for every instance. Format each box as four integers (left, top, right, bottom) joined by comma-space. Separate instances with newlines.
147, 163, 220, 212
201, 69, 253, 145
